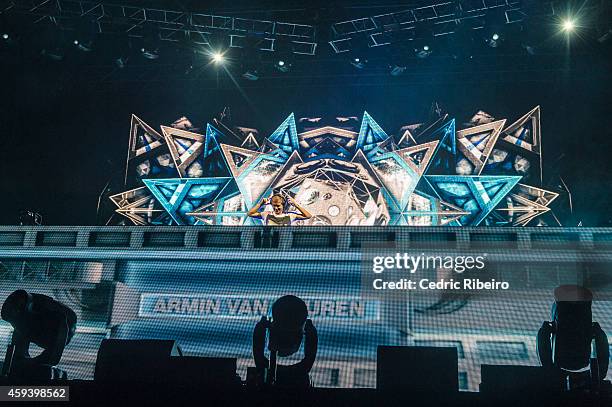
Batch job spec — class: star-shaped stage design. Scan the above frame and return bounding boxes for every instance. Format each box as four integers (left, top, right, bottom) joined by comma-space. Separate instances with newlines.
109, 106, 560, 226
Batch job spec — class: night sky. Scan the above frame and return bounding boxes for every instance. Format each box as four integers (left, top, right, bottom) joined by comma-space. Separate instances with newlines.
1, 2, 611, 226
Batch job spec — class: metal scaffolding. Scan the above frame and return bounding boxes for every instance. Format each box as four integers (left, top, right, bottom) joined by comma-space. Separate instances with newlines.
0, 0, 318, 55
328, 0, 555, 53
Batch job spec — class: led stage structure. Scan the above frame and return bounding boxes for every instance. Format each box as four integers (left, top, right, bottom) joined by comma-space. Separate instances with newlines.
110, 106, 559, 227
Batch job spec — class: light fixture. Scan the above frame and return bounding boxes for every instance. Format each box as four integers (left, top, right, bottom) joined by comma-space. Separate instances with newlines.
562, 19, 576, 33
486, 32, 503, 48
212, 51, 225, 64
141, 47, 159, 60
274, 59, 291, 73
73, 18, 98, 52
413, 21, 435, 58
242, 70, 259, 81
415, 44, 432, 59
2, 33, 8, 40
389, 64, 407, 76
140, 23, 161, 60
115, 57, 128, 69
483, 8, 506, 48
350, 56, 367, 69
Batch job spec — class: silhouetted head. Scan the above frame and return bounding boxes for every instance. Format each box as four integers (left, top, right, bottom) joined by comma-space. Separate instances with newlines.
1, 290, 32, 324
270, 295, 308, 357
270, 195, 285, 215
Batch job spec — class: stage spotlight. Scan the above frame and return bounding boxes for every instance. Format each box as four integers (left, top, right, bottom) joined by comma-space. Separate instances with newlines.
350, 57, 367, 69
483, 8, 506, 48
115, 57, 128, 69
252, 295, 318, 387
40, 24, 66, 61
274, 59, 291, 73
73, 18, 98, 52
389, 64, 406, 76
110, 34, 132, 69
486, 32, 503, 48
562, 19, 576, 33
242, 70, 260, 81
240, 35, 263, 80
140, 23, 161, 60
212, 51, 225, 64
273, 38, 293, 73
141, 47, 159, 60
415, 44, 432, 59
413, 21, 434, 58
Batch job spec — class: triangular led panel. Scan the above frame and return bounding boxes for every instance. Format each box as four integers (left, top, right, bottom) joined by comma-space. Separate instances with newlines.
395, 140, 440, 176
398, 191, 470, 226
234, 152, 288, 207
455, 119, 506, 175
267, 113, 299, 154
501, 106, 541, 155
161, 125, 205, 178
220, 143, 262, 179
241, 132, 260, 150
128, 114, 165, 159
425, 175, 521, 225
356, 111, 389, 153
143, 178, 232, 225
304, 137, 352, 160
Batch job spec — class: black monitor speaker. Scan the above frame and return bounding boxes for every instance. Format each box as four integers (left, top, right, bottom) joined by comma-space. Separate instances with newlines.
377, 346, 458, 393
94, 339, 182, 382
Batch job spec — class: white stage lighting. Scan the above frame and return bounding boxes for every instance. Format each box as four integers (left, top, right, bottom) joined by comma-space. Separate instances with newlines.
562, 19, 576, 32
212, 52, 225, 63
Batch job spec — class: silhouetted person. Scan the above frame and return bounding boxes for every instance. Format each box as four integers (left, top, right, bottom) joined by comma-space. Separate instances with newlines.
253, 295, 318, 387
1, 290, 77, 374
537, 285, 609, 386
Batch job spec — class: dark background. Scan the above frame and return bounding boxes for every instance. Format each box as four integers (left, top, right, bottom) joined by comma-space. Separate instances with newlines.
1, 0, 611, 226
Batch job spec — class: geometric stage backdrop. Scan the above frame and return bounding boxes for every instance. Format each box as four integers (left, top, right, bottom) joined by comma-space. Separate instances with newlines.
109, 106, 563, 227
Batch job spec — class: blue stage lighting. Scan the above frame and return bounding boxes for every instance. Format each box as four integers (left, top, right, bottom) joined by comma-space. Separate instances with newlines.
350, 57, 367, 69
415, 44, 432, 59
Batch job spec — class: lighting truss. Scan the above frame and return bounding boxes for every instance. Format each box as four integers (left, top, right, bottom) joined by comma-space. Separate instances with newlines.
0, 0, 318, 55
329, 0, 551, 53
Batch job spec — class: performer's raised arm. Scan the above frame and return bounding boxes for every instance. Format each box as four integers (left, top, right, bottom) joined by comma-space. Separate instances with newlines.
247, 198, 269, 219
288, 196, 312, 220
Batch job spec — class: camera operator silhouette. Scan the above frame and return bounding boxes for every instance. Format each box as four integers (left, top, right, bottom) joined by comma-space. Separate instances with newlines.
1, 290, 77, 379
